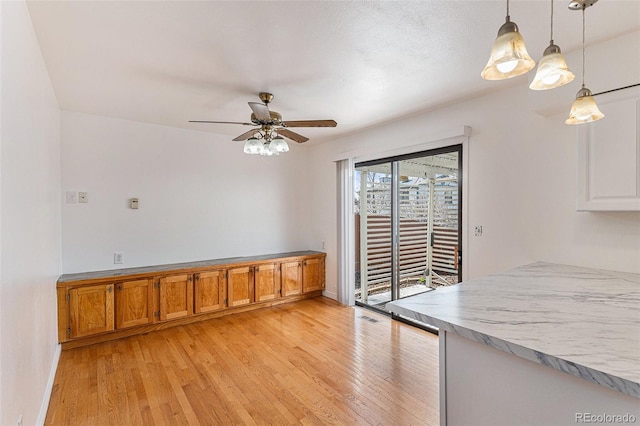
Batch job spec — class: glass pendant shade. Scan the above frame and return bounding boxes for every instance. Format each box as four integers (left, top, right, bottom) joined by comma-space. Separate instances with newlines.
565, 87, 604, 125
481, 19, 535, 80
269, 136, 289, 153
260, 141, 278, 156
529, 44, 575, 90
243, 137, 264, 155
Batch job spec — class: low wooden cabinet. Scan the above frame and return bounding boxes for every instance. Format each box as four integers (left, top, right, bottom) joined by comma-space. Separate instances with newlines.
194, 270, 226, 314
115, 279, 153, 329
57, 251, 325, 348
159, 274, 193, 321
68, 284, 115, 339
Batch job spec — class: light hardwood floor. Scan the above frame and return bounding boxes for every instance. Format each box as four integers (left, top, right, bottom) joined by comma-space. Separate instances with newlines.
46, 297, 439, 425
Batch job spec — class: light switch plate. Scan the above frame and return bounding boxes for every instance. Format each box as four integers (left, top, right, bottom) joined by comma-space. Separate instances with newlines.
79, 192, 88, 203
129, 198, 139, 209
65, 191, 77, 203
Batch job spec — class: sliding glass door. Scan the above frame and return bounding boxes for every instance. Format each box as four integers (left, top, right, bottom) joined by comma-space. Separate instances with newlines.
354, 146, 462, 313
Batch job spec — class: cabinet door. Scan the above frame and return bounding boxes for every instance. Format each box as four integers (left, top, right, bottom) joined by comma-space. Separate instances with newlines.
69, 284, 114, 338
281, 261, 302, 297
115, 279, 153, 329
195, 270, 226, 313
227, 266, 253, 307
159, 274, 193, 321
302, 257, 324, 293
577, 92, 640, 211
255, 263, 280, 302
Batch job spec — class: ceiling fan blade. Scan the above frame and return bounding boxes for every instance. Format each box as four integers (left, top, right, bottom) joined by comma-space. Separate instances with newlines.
189, 120, 254, 125
248, 102, 271, 122
278, 128, 309, 143
232, 129, 260, 141
281, 120, 337, 128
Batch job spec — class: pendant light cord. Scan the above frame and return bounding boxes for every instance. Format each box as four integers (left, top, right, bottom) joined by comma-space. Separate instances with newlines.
582, 6, 586, 87
506, 0, 510, 20
550, 0, 554, 42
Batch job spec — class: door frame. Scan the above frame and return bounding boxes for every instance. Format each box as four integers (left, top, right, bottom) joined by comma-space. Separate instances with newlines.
337, 127, 470, 306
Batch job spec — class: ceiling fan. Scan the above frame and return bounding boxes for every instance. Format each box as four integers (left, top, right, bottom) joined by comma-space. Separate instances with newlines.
189, 92, 337, 149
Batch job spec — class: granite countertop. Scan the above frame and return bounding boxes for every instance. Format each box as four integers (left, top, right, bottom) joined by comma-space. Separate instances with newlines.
58, 250, 324, 283
386, 262, 640, 398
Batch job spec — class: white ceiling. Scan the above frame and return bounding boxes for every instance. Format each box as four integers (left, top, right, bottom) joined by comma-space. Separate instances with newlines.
27, 0, 640, 144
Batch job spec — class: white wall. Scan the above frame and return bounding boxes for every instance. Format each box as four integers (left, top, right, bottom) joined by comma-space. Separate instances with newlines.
0, 3, 634, 423
0, 1, 62, 425
308, 31, 640, 298
61, 111, 311, 273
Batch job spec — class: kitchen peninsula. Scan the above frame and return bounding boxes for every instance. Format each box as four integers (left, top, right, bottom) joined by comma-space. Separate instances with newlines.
387, 262, 640, 426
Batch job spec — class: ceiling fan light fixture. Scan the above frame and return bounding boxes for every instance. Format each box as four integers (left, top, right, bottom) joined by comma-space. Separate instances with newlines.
190, 93, 336, 155
481, 13, 535, 80
243, 137, 264, 155
565, 86, 604, 124
269, 136, 289, 153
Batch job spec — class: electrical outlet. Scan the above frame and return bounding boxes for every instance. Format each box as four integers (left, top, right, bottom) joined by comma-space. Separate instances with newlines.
474, 225, 483, 237
79, 192, 88, 203
65, 191, 77, 203
322, 241, 326, 250
114, 252, 124, 264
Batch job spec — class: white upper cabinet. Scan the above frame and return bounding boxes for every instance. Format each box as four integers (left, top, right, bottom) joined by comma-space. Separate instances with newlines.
577, 88, 640, 211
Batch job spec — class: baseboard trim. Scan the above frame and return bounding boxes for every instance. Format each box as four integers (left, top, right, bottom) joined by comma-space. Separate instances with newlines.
36, 343, 61, 426
322, 290, 338, 301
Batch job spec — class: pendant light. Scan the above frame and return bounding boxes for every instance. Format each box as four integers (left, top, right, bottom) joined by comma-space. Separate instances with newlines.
260, 136, 278, 156
565, 0, 604, 125
268, 136, 289, 154
243, 137, 264, 155
481, 0, 535, 80
529, 0, 575, 90
260, 143, 278, 156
